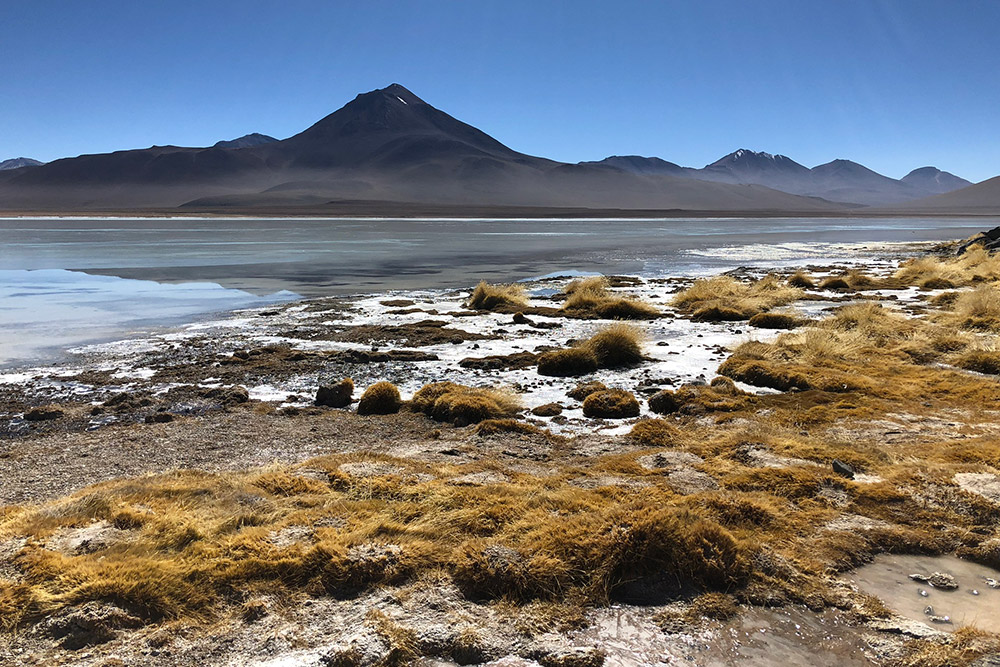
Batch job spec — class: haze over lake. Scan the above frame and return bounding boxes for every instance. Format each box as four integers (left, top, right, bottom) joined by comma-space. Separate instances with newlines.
0, 216, 987, 368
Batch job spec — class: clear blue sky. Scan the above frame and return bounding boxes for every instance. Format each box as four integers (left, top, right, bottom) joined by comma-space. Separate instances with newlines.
2, 1, 998, 181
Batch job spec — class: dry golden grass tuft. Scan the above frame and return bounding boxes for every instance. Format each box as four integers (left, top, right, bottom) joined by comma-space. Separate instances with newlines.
628, 419, 678, 447
356, 381, 403, 415
466, 281, 528, 311
748, 311, 809, 330
940, 284, 1000, 331
475, 419, 545, 437
672, 275, 802, 321
786, 270, 815, 288
560, 276, 659, 320
895, 245, 1000, 287
584, 323, 645, 368
537, 323, 645, 376
409, 382, 522, 426
537, 347, 599, 377
582, 389, 640, 419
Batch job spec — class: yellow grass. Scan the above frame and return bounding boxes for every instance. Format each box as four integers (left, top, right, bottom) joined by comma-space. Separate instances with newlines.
410, 382, 523, 426
561, 276, 660, 319
895, 246, 1000, 287
466, 281, 528, 311
672, 275, 802, 321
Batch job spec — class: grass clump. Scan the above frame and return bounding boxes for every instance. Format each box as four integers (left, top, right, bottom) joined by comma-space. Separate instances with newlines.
895, 245, 1000, 287
560, 276, 659, 320
466, 281, 528, 311
537, 324, 645, 377
818, 275, 851, 290
955, 348, 1000, 375
672, 275, 802, 321
410, 382, 522, 426
787, 270, 815, 288
582, 389, 641, 419
647, 390, 680, 415
357, 382, 403, 415
628, 419, 678, 447
584, 323, 645, 367
315, 378, 353, 408
748, 312, 809, 330
942, 284, 1000, 331
537, 348, 599, 377
567, 381, 608, 401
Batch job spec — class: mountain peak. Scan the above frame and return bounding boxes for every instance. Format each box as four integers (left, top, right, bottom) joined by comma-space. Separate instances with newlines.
213, 133, 277, 149
0, 157, 44, 170
352, 83, 427, 108
706, 149, 807, 173
901, 166, 972, 194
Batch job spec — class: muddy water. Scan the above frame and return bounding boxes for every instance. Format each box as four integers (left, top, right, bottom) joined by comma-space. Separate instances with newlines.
689, 607, 881, 666
845, 554, 1000, 633
417, 606, 884, 666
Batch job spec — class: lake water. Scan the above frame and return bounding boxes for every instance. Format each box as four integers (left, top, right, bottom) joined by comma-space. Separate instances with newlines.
0, 216, 992, 367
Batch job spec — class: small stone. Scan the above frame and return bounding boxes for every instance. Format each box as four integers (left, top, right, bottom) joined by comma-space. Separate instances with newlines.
531, 402, 563, 417
832, 459, 856, 479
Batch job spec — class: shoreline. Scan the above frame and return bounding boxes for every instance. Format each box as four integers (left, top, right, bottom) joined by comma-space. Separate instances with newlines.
1, 204, 999, 220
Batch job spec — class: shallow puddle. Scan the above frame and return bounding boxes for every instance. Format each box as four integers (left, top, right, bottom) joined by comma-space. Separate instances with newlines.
690, 606, 881, 666
845, 554, 1000, 633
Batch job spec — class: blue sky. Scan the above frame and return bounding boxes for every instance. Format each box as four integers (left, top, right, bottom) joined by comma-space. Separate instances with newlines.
2, 1, 998, 181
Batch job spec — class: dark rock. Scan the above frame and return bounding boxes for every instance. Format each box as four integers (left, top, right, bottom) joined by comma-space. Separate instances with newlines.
203, 385, 250, 405
832, 459, 856, 479
531, 402, 564, 417
337, 348, 438, 363
513, 311, 532, 325
958, 226, 1000, 255
144, 413, 175, 424
315, 378, 354, 408
460, 351, 538, 371
45, 602, 141, 650
909, 572, 959, 590
24, 406, 64, 421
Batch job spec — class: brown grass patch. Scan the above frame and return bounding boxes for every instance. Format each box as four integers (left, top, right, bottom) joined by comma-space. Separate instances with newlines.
895, 245, 1000, 287
357, 381, 403, 415
466, 281, 528, 311
628, 419, 678, 447
537, 348, 598, 377
672, 275, 802, 321
748, 312, 809, 329
561, 277, 659, 320
582, 390, 640, 419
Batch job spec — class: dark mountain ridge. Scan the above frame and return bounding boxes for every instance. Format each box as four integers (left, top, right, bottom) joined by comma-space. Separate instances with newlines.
0, 85, 982, 212
589, 149, 973, 206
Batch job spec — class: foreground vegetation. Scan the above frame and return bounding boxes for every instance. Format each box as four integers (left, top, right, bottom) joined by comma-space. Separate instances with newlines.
7, 240, 1000, 664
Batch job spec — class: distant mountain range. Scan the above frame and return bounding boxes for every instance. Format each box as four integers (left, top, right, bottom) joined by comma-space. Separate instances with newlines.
0, 84, 992, 214
584, 151, 971, 206
0, 157, 44, 171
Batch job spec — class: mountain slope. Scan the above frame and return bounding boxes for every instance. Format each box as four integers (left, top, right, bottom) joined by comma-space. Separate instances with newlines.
586, 149, 974, 206
0, 85, 853, 212
901, 166, 972, 195
891, 175, 1000, 214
